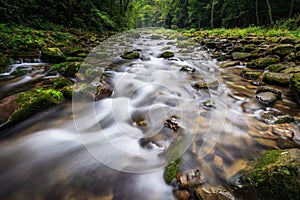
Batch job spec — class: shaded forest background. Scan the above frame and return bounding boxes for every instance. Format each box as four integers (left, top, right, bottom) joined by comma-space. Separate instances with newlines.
0, 0, 299, 33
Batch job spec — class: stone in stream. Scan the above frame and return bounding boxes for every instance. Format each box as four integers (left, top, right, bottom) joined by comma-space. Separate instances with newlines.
290, 72, 300, 104
231, 52, 251, 60
121, 51, 140, 59
272, 44, 295, 57
159, 51, 175, 59
41, 47, 66, 63
173, 189, 190, 200
64, 47, 85, 57
192, 80, 219, 90
282, 66, 300, 74
256, 92, 278, 106
257, 109, 294, 124
237, 148, 300, 200
250, 48, 271, 58
247, 56, 280, 69
241, 69, 261, 80
265, 63, 293, 72
262, 72, 293, 86
176, 169, 205, 189
196, 186, 235, 200
179, 65, 196, 73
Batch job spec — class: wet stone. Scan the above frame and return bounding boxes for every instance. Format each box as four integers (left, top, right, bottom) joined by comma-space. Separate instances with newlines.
219, 61, 240, 68
196, 186, 235, 200
257, 109, 294, 124
173, 190, 190, 200
176, 169, 205, 189
256, 86, 281, 99
262, 72, 293, 86
180, 66, 196, 73
192, 80, 219, 90
256, 92, 278, 106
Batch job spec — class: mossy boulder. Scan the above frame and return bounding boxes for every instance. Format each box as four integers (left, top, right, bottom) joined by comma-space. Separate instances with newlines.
232, 52, 251, 60
266, 63, 289, 72
248, 56, 280, 69
52, 62, 82, 78
121, 51, 140, 59
241, 70, 261, 80
61, 85, 73, 99
160, 51, 175, 59
164, 158, 182, 184
52, 77, 73, 89
9, 89, 63, 123
290, 72, 300, 104
251, 48, 271, 58
239, 149, 300, 200
263, 72, 293, 86
282, 66, 300, 74
219, 61, 240, 68
41, 48, 66, 63
272, 44, 295, 57
64, 47, 85, 57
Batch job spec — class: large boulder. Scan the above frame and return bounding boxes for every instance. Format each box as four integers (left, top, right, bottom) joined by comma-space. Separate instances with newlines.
248, 56, 280, 69
290, 72, 300, 104
52, 62, 82, 78
272, 44, 295, 57
41, 48, 66, 63
241, 69, 261, 80
263, 72, 293, 86
238, 149, 300, 200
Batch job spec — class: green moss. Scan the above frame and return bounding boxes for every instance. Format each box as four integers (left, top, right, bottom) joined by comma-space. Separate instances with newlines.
241, 69, 261, 80
290, 72, 300, 104
232, 52, 251, 60
61, 85, 73, 99
53, 77, 72, 89
266, 63, 288, 72
10, 89, 63, 122
164, 158, 182, 184
64, 47, 84, 57
272, 44, 295, 57
40, 47, 66, 63
248, 56, 280, 69
121, 51, 140, 59
66, 57, 85, 62
160, 51, 175, 58
244, 149, 300, 200
52, 62, 82, 77
263, 72, 293, 86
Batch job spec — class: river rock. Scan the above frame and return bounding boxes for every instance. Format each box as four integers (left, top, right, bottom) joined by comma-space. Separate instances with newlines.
256, 92, 278, 106
256, 86, 281, 99
121, 51, 140, 59
265, 63, 291, 72
232, 52, 251, 60
279, 37, 296, 44
52, 62, 82, 78
241, 69, 261, 80
41, 48, 66, 63
193, 80, 219, 90
257, 109, 294, 124
282, 66, 300, 74
272, 44, 295, 57
250, 48, 271, 58
219, 61, 240, 68
160, 51, 174, 58
238, 148, 300, 200
177, 169, 205, 189
173, 190, 190, 200
0, 95, 19, 124
290, 72, 300, 104
263, 72, 293, 86
196, 186, 235, 200
248, 56, 280, 69
64, 47, 85, 57
180, 66, 196, 73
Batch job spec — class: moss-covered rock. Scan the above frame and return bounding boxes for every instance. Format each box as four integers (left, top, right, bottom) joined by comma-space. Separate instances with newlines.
251, 48, 271, 58
52, 62, 82, 78
164, 158, 182, 184
263, 72, 293, 86
0, 53, 8, 66
121, 51, 140, 59
219, 61, 240, 68
192, 80, 219, 90
248, 56, 280, 69
266, 63, 289, 72
239, 149, 300, 200
52, 77, 73, 89
64, 47, 85, 57
241, 70, 261, 80
257, 109, 294, 124
160, 51, 175, 59
272, 44, 295, 57
282, 66, 300, 74
61, 85, 73, 99
41, 48, 66, 63
232, 52, 251, 60
290, 72, 300, 104
9, 89, 63, 123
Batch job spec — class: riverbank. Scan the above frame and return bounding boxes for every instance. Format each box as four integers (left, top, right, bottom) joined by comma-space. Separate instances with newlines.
0, 26, 299, 199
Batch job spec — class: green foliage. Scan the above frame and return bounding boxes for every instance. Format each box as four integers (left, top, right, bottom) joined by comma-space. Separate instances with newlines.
10, 89, 63, 122
164, 158, 182, 184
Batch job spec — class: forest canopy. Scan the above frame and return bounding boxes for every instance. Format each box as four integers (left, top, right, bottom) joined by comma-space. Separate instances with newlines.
0, 0, 299, 32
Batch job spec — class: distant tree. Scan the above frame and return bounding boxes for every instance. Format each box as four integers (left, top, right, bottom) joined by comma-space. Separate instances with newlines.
265, 0, 274, 25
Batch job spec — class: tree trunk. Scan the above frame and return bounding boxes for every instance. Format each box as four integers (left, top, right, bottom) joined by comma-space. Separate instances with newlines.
265, 0, 273, 25
210, 0, 215, 28
255, 0, 260, 25
289, 0, 294, 18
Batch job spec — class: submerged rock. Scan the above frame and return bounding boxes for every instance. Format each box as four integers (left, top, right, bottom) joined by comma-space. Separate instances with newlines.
41, 48, 66, 63
121, 51, 140, 59
193, 80, 219, 90
241, 69, 261, 80
257, 109, 294, 124
177, 169, 205, 188
196, 186, 235, 200
238, 149, 300, 200
290, 72, 300, 104
263, 72, 293, 86
160, 51, 175, 59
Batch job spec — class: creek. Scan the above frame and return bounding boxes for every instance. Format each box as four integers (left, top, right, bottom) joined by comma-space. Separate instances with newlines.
0, 29, 299, 199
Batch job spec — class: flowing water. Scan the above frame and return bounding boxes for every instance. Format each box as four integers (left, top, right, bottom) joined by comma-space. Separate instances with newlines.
0, 29, 299, 199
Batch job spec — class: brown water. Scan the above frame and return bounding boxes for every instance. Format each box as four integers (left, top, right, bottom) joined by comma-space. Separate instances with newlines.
0, 29, 299, 199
